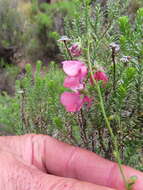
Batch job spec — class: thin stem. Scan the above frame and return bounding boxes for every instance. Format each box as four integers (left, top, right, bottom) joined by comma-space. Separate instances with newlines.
87, 39, 129, 189
136, 56, 142, 114
111, 48, 116, 91
77, 110, 88, 147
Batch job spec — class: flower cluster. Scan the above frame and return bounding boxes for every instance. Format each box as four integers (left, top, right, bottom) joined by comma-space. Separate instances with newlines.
59, 39, 108, 112
60, 60, 92, 112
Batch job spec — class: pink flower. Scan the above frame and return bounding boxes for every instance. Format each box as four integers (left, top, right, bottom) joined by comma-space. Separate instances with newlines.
60, 92, 83, 112
83, 96, 92, 108
90, 71, 108, 85
64, 76, 84, 91
62, 60, 87, 79
61, 60, 92, 112
60, 92, 92, 112
69, 44, 82, 57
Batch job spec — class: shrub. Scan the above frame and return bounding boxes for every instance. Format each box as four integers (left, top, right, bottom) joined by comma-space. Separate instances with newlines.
25, 0, 78, 62
58, 0, 143, 171
0, 0, 23, 48
0, 62, 63, 133
0, 0, 36, 66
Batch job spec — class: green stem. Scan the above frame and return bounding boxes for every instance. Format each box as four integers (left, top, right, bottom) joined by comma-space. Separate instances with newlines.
87, 39, 129, 190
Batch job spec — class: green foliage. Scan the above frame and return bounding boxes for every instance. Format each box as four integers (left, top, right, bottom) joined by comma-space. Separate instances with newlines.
58, 0, 143, 170
0, 0, 79, 63
0, 0, 143, 172
117, 67, 136, 104
0, 62, 81, 144
0, 62, 65, 134
27, 0, 78, 61
118, 16, 131, 35
0, 65, 19, 95
0, 59, 5, 68
0, 0, 24, 47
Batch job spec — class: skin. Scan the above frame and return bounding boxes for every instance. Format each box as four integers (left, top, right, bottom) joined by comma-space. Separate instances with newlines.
0, 134, 142, 190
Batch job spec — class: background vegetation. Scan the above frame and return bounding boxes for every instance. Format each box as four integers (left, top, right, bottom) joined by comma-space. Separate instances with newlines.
0, 0, 142, 171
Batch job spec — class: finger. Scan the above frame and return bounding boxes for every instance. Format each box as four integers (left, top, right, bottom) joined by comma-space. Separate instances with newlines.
32, 134, 143, 190
0, 149, 115, 190
0, 134, 143, 190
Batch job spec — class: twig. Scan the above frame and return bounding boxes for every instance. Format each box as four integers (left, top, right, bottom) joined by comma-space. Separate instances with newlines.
111, 47, 116, 91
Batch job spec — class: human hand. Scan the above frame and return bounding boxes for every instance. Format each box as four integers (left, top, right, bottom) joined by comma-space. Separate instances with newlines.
0, 134, 142, 190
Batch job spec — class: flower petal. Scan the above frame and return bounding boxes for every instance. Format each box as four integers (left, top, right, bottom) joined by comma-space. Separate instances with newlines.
80, 64, 88, 78
90, 71, 108, 85
62, 60, 87, 78
64, 76, 84, 91
60, 92, 83, 112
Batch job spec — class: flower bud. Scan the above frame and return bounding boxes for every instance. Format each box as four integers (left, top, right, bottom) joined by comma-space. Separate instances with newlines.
69, 43, 82, 57
58, 36, 71, 42
109, 42, 120, 53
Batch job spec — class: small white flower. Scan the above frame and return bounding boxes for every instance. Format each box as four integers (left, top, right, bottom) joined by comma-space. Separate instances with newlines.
58, 36, 71, 42
109, 42, 120, 52
120, 56, 131, 63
